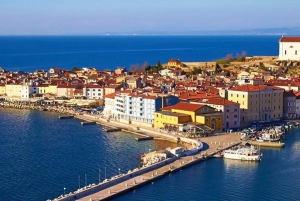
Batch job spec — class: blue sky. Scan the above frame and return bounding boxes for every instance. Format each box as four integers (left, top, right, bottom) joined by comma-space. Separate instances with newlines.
0, 0, 299, 35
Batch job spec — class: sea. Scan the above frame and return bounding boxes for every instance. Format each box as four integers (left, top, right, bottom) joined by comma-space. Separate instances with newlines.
0, 35, 280, 72
1, 36, 300, 201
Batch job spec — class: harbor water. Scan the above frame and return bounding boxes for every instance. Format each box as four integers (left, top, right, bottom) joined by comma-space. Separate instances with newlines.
1, 109, 300, 200
0, 108, 177, 201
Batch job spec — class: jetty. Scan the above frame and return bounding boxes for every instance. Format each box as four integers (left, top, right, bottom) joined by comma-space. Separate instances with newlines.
58, 115, 74, 119
81, 121, 96, 125
248, 141, 285, 148
51, 132, 242, 201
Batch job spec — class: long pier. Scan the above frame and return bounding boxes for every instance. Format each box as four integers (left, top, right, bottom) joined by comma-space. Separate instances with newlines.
52, 114, 243, 201
51, 132, 242, 201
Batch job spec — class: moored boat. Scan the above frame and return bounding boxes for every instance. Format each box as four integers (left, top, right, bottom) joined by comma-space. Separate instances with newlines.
223, 145, 261, 161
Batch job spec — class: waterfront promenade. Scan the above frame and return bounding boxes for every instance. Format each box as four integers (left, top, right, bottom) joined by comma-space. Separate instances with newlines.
53, 114, 242, 201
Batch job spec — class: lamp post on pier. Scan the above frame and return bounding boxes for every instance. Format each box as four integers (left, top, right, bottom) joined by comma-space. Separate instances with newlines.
105, 166, 107, 180
78, 175, 80, 188
118, 168, 121, 175
63, 187, 66, 196
99, 169, 101, 183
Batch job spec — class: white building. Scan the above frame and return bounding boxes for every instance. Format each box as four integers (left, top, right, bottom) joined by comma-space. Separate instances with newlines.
20, 84, 38, 99
278, 36, 300, 60
83, 84, 104, 99
114, 93, 159, 127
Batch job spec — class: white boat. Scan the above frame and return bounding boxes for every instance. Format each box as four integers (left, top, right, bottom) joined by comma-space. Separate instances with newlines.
223, 146, 261, 161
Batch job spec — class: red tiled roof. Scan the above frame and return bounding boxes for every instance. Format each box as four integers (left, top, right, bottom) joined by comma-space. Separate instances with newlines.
280, 36, 300, 42
74, 89, 83, 94
228, 84, 277, 92
162, 102, 205, 112
206, 98, 238, 106
85, 84, 102, 88
267, 79, 300, 87
104, 92, 118, 99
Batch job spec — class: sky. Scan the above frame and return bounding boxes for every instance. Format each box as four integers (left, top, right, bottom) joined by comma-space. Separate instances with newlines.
0, 0, 299, 35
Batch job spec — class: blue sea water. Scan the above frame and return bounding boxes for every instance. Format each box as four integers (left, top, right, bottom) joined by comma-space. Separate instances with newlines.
1, 109, 300, 201
0, 35, 280, 72
0, 108, 177, 201
1, 35, 296, 201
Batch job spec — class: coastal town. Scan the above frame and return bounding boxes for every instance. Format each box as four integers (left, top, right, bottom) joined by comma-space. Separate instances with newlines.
1, 36, 300, 200
1, 36, 300, 132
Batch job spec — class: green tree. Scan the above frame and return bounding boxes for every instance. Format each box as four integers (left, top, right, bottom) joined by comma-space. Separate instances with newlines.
72, 67, 81, 72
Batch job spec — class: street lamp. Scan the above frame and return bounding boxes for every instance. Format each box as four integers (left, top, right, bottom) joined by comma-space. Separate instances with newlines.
105, 167, 107, 180
99, 169, 101, 183
63, 187, 66, 196
118, 168, 121, 175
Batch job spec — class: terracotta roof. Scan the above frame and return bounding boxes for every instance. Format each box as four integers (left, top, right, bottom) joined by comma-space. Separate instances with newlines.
228, 84, 281, 92
104, 92, 118, 99
206, 98, 238, 106
267, 79, 300, 87
280, 36, 300, 42
162, 102, 205, 112
74, 89, 83, 93
155, 111, 190, 117
85, 84, 102, 88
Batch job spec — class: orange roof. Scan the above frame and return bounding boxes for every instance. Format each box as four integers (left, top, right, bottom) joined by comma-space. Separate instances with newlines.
267, 79, 300, 87
104, 92, 118, 99
206, 98, 238, 106
162, 102, 205, 112
280, 36, 300, 42
228, 84, 272, 92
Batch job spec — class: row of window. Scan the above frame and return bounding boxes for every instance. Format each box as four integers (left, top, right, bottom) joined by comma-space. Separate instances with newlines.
231, 93, 280, 98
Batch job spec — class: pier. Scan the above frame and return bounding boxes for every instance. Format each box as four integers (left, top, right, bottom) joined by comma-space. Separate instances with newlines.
248, 141, 285, 148
58, 115, 74, 119
81, 121, 96, 125
51, 132, 242, 201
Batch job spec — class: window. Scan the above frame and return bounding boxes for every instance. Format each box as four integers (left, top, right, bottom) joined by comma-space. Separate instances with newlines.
285, 50, 287, 55
296, 50, 298, 55
243, 95, 244, 98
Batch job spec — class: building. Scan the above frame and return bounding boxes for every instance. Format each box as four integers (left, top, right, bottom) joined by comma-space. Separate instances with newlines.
20, 84, 38, 99
283, 90, 296, 119
114, 93, 179, 127
167, 59, 183, 68
227, 84, 284, 125
0, 83, 5, 95
267, 79, 300, 91
5, 83, 22, 98
294, 91, 300, 118
278, 36, 300, 60
198, 98, 240, 129
115, 67, 126, 75
155, 102, 223, 132
83, 83, 104, 99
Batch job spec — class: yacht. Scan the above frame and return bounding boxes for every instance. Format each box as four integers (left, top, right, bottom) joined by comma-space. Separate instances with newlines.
223, 145, 261, 161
